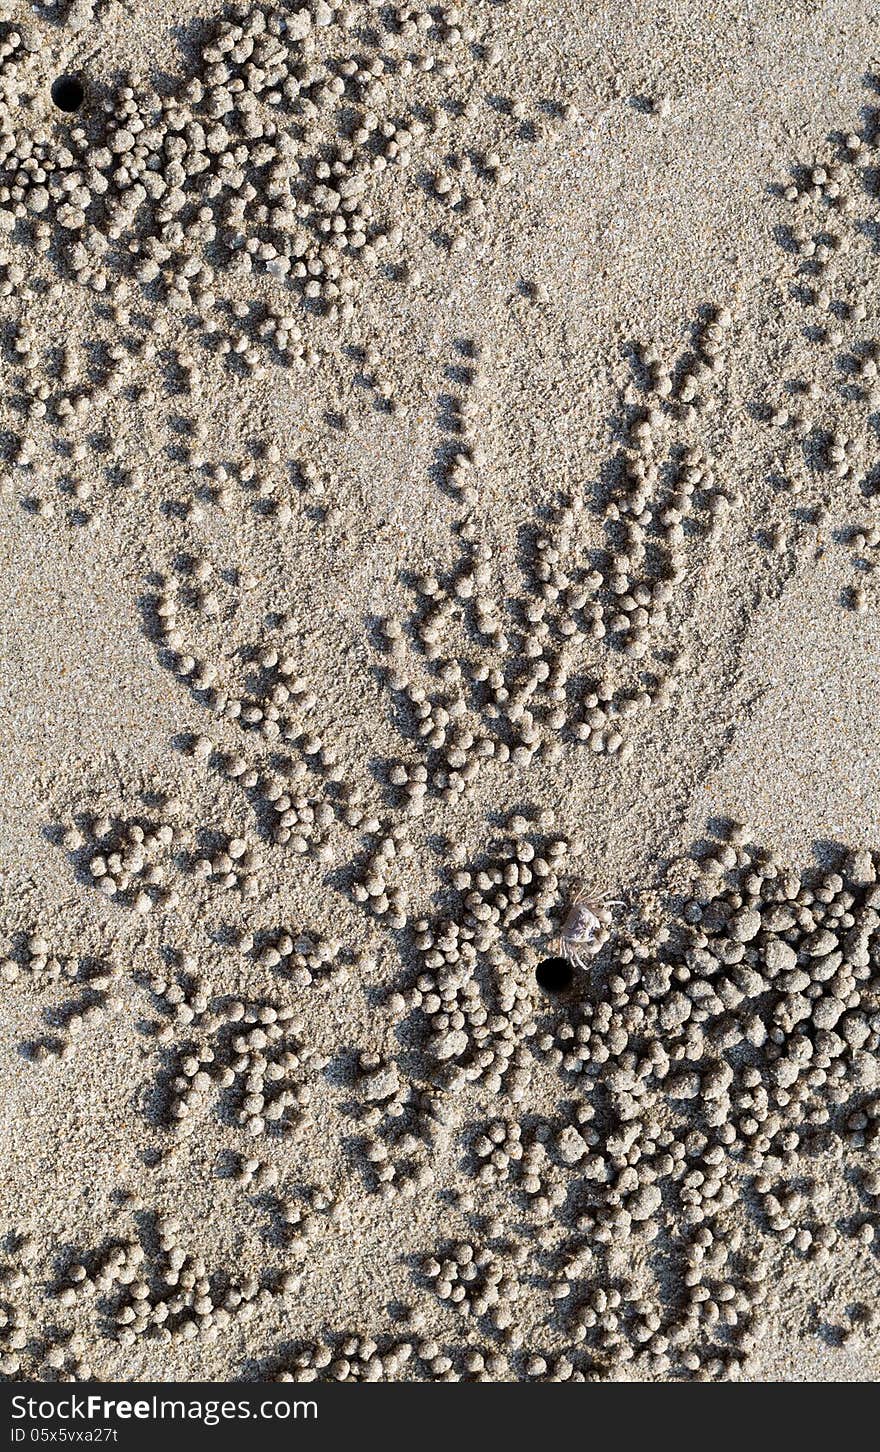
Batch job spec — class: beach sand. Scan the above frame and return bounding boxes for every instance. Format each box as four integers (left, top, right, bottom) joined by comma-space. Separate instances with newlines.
1, 0, 880, 1382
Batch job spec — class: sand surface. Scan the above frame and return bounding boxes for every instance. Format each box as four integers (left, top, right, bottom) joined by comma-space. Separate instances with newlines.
1, 0, 880, 1384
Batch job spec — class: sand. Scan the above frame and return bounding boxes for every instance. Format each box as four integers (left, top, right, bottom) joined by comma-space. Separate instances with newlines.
1, 0, 880, 1384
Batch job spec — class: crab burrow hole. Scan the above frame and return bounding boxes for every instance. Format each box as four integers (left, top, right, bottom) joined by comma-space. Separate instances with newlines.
51, 75, 85, 113
534, 956, 574, 994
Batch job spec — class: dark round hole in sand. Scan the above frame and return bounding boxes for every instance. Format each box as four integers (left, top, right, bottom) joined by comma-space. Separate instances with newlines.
51, 75, 84, 112
535, 956, 574, 994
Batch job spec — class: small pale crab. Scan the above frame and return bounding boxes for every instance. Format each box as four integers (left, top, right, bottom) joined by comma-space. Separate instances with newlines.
555, 882, 624, 970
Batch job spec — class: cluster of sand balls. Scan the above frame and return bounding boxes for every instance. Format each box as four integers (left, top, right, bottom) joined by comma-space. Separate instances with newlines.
556, 1249, 767, 1380
453, 825, 878, 1377
0, 930, 124, 1065
0, 0, 575, 541
277, 1185, 341, 1255
247, 927, 364, 990
151, 563, 325, 750
435, 338, 492, 513
645, 307, 734, 416
5, 322, 204, 528
57, 1213, 300, 1348
8, 823, 880, 1379
190, 826, 266, 897
261, 821, 880, 1380
421, 1239, 523, 1327
0, 1239, 39, 1378
765, 92, 880, 607
148, 963, 327, 1141
845, 522, 879, 613
382, 513, 603, 798
270, 1312, 522, 1382
222, 740, 346, 867
184, 445, 324, 524
1, 930, 75, 988
470, 1116, 527, 1186
469, 1113, 603, 1209
350, 822, 412, 925
147, 566, 358, 864
0, 2, 538, 348
377, 319, 738, 799
246, 760, 340, 856
386, 822, 582, 1092
271, 1328, 441, 1382
0, 1234, 92, 1381
62, 806, 185, 913
354, 1054, 450, 1198
28, 963, 123, 1066
611, 334, 738, 604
